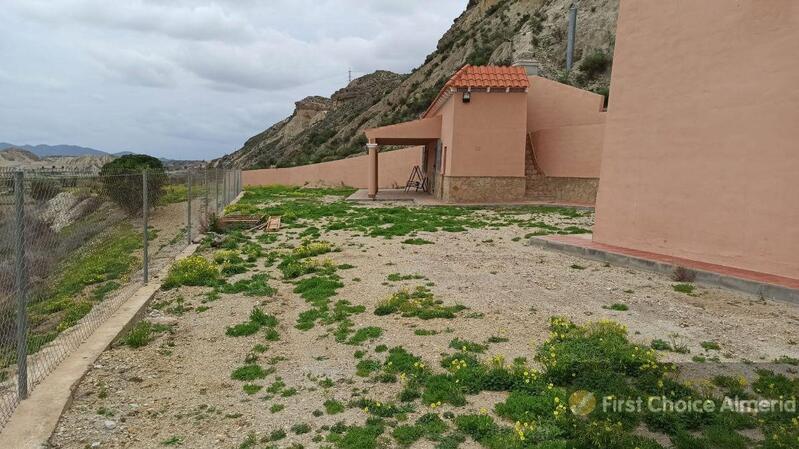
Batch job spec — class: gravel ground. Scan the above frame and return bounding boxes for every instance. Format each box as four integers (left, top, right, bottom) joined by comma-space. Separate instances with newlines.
48, 205, 799, 449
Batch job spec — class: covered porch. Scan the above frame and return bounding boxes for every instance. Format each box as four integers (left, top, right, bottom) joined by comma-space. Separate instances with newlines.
363, 115, 442, 199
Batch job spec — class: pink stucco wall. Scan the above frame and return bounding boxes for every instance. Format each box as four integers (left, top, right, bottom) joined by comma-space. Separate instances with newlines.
242, 146, 422, 189
526, 76, 606, 178
594, 0, 799, 279
446, 91, 528, 178
532, 124, 604, 178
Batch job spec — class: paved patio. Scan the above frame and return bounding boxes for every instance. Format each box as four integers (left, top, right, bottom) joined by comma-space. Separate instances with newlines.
346, 188, 595, 209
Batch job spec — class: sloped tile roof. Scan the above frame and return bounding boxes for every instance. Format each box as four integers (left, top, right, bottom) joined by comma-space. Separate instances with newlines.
423, 65, 530, 117
446, 65, 530, 90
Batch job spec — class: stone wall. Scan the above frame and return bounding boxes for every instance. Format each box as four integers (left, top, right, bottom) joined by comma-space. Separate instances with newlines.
526, 177, 599, 205
440, 176, 526, 203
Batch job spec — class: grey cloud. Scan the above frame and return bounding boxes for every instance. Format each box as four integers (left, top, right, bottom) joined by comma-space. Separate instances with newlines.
89, 47, 179, 88
0, 0, 467, 158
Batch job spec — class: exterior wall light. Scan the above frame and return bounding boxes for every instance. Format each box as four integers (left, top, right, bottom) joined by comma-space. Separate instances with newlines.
462, 91, 471, 103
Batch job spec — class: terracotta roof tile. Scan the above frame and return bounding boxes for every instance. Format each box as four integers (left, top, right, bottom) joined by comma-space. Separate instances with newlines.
422, 65, 530, 117
446, 65, 530, 90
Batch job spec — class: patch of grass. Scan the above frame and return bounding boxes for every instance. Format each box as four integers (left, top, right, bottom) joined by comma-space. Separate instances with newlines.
356, 359, 382, 377
650, 339, 672, 351
414, 329, 439, 336
486, 335, 509, 343
392, 413, 448, 446
774, 355, 799, 366
219, 274, 276, 296
387, 273, 426, 282
375, 287, 466, 320
226, 321, 261, 337
268, 428, 286, 441
264, 327, 280, 341
604, 303, 629, 311
700, 341, 721, 351
122, 321, 170, 348
162, 256, 220, 289
292, 240, 334, 258
28, 224, 142, 335
402, 238, 433, 245
324, 399, 345, 415
449, 338, 488, 353
242, 384, 262, 395
673, 283, 696, 295
327, 422, 385, 449
231, 364, 268, 381
291, 422, 311, 435
161, 435, 183, 446
347, 326, 383, 345
270, 403, 285, 413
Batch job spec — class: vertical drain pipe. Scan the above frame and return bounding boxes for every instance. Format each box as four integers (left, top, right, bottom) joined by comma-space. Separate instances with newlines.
566, 2, 578, 71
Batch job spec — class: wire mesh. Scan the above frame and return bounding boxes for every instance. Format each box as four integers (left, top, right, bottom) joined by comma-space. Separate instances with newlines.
0, 168, 241, 429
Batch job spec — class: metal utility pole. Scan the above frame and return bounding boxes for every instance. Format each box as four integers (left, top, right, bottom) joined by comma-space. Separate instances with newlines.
348, 68, 352, 83
566, 2, 578, 71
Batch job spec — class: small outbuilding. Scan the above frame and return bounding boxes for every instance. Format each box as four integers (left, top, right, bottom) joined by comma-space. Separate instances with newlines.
365, 63, 606, 204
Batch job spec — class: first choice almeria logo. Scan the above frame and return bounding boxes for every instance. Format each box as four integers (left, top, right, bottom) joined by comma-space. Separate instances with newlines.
569, 390, 597, 416
566, 390, 797, 416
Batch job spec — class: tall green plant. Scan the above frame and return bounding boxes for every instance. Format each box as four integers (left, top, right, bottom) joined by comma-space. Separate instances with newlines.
99, 154, 166, 215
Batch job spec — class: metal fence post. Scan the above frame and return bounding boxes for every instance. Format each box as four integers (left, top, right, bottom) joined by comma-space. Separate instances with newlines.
142, 170, 149, 284
223, 169, 228, 208
14, 171, 28, 400
215, 168, 220, 215
203, 169, 209, 221
187, 171, 193, 245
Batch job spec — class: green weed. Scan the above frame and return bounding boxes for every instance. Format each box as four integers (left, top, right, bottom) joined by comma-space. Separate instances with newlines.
375, 287, 466, 320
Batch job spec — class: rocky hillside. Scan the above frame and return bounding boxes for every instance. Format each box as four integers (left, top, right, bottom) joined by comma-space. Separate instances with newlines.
218, 0, 619, 169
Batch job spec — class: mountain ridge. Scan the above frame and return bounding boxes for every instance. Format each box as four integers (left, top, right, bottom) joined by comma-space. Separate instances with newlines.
217, 0, 620, 170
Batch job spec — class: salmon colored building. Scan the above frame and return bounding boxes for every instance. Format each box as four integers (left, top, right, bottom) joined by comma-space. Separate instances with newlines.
591, 0, 799, 281
364, 64, 606, 204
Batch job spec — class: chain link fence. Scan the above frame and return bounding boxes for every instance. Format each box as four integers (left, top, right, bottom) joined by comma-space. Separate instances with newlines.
0, 167, 242, 429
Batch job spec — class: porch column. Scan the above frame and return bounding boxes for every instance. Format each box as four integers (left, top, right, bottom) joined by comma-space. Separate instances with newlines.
367, 142, 379, 199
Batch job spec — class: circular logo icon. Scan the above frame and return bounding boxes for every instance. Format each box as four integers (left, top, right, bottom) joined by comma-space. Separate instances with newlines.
569, 390, 596, 416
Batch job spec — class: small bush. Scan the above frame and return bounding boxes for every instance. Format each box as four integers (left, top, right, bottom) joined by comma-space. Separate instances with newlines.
99, 154, 166, 215
324, 399, 345, 415
375, 287, 466, 319
162, 256, 220, 289
449, 338, 488, 353
604, 303, 629, 311
231, 364, 268, 381
578, 50, 612, 80
672, 266, 697, 282
123, 321, 153, 348
650, 339, 672, 351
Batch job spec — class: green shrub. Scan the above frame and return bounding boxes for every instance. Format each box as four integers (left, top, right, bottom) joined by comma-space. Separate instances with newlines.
123, 321, 153, 348
99, 154, 166, 214
578, 50, 612, 80
162, 256, 220, 289
231, 364, 268, 381
375, 287, 466, 319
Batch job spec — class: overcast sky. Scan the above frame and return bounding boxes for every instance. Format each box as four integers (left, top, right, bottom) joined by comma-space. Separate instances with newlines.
0, 0, 466, 160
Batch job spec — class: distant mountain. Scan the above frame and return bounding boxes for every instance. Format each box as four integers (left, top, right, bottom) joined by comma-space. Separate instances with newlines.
0, 142, 111, 157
